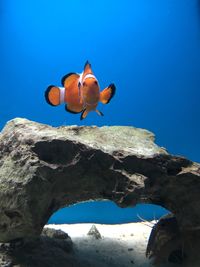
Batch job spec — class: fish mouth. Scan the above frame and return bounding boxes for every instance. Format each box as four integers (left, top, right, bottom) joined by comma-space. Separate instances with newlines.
83, 95, 99, 107
84, 101, 98, 107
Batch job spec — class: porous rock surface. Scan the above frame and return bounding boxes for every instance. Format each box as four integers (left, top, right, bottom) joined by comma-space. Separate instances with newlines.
0, 118, 199, 265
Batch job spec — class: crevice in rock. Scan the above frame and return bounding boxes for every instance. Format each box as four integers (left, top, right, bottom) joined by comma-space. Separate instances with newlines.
32, 140, 80, 165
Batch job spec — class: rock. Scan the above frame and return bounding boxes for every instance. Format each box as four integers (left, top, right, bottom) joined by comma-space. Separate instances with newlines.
0, 232, 83, 267
42, 227, 70, 240
42, 227, 73, 252
0, 117, 199, 264
146, 213, 183, 264
146, 213, 200, 266
87, 225, 102, 239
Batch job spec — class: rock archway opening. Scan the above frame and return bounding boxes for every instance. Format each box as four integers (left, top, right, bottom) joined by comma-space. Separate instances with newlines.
47, 200, 169, 225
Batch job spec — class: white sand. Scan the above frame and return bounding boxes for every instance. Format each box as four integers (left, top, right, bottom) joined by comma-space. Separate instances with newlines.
45, 222, 175, 267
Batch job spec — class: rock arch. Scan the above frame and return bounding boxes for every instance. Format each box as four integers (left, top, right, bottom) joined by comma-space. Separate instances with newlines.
0, 118, 199, 264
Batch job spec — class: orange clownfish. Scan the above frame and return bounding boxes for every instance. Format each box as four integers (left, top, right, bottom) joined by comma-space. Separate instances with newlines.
45, 61, 116, 120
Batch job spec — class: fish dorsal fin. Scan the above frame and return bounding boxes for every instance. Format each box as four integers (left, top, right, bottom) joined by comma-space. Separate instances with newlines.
81, 61, 94, 84
61, 72, 79, 87
83, 60, 92, 75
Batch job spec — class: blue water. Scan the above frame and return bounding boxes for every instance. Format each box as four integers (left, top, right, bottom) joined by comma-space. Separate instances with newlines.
48, 202, 168, 224
1, 0, 200, 224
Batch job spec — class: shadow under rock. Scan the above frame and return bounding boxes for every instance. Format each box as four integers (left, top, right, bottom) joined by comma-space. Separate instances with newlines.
0, 228, 90, 267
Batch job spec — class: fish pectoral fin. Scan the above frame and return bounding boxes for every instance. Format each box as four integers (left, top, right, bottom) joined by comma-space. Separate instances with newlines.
45, 85, 63, 106
80, 109, 89, 120
96, 110, 104, 116
100, 83, 116, 104
80, 109, 103, 120
61, 73, 80, 87
65, 104, 83, 114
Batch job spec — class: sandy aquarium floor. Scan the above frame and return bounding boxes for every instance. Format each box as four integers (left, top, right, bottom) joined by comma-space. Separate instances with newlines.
45, 222, 176, 267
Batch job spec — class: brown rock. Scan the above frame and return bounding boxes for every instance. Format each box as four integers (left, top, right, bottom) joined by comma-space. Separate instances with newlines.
0, 117, 199, 265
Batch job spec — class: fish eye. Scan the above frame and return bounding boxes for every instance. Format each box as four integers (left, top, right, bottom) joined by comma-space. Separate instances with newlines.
83, 82, 86, 86
94, 80, 98, 85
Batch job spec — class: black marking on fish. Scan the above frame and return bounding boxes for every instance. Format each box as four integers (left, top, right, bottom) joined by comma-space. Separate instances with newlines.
61, 72, 77, 86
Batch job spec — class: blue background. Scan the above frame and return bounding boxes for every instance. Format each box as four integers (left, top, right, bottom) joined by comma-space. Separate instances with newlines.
1, 0, 199, 224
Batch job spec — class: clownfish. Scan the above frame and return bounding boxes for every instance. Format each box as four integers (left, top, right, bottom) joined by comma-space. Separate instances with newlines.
45, 61, 116, 120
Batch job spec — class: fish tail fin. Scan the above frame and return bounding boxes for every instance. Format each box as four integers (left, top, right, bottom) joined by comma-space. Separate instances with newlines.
45, 85, 65, 106
96, 109, 104, 116
100, 83, 116, 104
